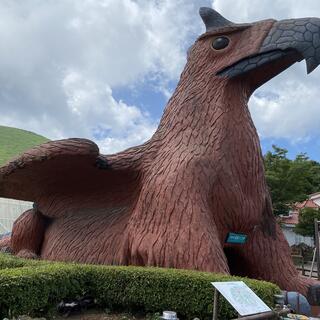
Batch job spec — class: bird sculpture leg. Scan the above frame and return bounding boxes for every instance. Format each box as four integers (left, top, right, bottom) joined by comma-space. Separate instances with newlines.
125, 170, 230, 273
11, 208, 47, 258
231, 223, 320, 304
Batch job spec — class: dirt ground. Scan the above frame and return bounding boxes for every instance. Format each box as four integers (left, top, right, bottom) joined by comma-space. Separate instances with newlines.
54, 310, 147, 320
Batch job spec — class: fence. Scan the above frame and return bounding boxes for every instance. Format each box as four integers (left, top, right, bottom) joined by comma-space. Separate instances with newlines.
0, 197, 32, 233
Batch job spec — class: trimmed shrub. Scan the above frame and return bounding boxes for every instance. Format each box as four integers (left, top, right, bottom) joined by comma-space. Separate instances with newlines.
92, 266, 279, 319
0, 252, 49, 269
0, 263, 94, 318
0, 254, 280, 319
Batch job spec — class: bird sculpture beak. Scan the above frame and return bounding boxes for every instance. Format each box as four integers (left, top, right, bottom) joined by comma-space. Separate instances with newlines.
217, 17, 320, 78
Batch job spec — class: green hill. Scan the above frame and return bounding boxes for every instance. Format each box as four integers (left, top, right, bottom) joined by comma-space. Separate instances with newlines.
0, 126, 49, 166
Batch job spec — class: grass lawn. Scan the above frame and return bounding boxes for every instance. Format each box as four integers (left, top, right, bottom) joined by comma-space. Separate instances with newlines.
0, 125, 49, 166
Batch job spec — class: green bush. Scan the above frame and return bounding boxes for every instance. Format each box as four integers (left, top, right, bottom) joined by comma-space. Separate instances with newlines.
0, 263, 93, 318
92, 266, 279, 319
0, 254, 280, 319
0, 252, 49, 269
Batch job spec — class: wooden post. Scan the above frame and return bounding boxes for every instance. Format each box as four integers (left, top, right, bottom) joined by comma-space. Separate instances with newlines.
213, 288, 219, 320
314, 219, 320, 280
309, 247, 316, 278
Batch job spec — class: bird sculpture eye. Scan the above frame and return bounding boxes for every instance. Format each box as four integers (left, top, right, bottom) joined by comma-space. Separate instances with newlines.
212, 36, 230, 50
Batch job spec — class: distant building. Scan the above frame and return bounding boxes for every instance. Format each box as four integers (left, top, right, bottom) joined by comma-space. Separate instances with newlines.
295, 198, 320, 211
280, 213, 314, 247
309, 192, 320, 207
0, 197, 32, 234
280, 193, 320, 247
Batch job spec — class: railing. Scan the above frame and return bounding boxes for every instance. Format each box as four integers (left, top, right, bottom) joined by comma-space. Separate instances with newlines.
292, 254, 318, 278
296, 266, 318, 278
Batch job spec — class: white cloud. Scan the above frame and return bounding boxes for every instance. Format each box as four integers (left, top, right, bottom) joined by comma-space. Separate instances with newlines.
0, 0, 206, 153
61, 69, 157, 153
213, 0, 320, 22
250, 77, 320, 143
213, 0, 320, 144
3, 0, 319, 152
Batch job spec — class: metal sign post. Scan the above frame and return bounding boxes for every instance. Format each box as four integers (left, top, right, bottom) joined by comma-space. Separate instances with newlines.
212, 288, 219, 320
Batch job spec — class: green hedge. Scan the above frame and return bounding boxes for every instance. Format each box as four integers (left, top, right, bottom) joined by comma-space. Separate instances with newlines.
0, 254, 280, 319
0, 252, 50, 270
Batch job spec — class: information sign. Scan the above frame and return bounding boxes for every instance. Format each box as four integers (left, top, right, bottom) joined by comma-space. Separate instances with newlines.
211, 281, 271, 316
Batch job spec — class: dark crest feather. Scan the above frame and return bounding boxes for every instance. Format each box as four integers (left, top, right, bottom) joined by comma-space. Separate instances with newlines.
199, 7, 234, 32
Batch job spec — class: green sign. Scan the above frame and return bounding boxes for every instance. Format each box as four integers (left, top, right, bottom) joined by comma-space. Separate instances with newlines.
225, 232, 247, 244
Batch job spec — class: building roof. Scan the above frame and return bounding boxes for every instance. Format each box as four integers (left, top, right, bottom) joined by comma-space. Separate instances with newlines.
280, 212, 299, 225
295, 199, 320, 209
280, 193, 320, 226
310, 192, 320, 200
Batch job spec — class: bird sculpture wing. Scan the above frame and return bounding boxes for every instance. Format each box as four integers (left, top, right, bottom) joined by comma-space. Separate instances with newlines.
0, 138, 137, 202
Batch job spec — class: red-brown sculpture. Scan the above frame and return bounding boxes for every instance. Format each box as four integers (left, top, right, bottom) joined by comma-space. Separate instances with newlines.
1, 7, 320, 304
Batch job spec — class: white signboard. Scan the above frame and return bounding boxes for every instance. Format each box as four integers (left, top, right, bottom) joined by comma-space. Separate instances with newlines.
211, 281, 271, 316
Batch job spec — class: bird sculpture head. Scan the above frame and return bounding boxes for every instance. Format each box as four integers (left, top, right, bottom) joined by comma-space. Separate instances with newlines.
190, 7, 320, 94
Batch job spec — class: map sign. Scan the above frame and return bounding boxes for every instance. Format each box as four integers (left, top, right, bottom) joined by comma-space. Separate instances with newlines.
211, 281, 271, 316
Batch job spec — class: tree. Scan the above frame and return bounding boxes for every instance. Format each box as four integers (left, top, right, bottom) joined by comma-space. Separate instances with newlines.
264, 146, 292, 215
295, 208, 320, 237
264, 146, 320, 215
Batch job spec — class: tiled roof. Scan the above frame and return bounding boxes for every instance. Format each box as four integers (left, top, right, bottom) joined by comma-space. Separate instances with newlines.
280, 212, 299, 225
295, 199, 320, 209
280, 194, 320, 226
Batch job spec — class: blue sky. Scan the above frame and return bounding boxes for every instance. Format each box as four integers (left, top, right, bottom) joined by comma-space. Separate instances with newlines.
0, 0, 320, 160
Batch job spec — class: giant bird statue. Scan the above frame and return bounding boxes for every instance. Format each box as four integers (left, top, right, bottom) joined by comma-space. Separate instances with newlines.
1, 7, 320, 304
